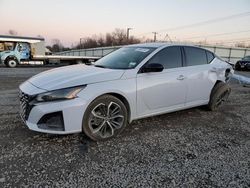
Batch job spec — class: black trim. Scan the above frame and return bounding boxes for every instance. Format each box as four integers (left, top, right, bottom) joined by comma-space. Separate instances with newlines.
181, 46, 186, 67
181, 46, 187, 67
205, 50, 215, 64
38, 111, 65, 131
19, 91, 36, 120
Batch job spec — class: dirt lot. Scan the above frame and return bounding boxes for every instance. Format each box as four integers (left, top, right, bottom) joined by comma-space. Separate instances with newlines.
0, 65, 249, 187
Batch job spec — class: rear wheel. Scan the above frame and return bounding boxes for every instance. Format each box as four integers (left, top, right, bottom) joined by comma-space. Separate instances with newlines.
5, 59, 18, 68
82, 95, 128, 141
208, 82, 231, 111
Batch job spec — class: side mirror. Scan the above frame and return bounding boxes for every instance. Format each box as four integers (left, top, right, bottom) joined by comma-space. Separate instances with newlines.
141, 63, 164, 73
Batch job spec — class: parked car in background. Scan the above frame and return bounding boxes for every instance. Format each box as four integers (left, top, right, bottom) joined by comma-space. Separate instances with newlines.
19, 43, 233, 141
235, 56, 250, 71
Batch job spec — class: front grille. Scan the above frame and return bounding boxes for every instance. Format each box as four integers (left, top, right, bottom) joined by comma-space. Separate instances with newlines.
19, 90, 33, 121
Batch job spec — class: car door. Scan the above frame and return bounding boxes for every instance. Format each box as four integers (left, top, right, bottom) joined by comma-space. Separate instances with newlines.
182, 46, 216, 105
136, 46, 187, 117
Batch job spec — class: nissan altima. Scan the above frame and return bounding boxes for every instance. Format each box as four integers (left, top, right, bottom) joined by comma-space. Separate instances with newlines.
19, 43, 233, 141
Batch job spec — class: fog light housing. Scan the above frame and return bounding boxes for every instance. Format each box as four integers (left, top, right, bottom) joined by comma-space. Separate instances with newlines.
38, 112, 65, 131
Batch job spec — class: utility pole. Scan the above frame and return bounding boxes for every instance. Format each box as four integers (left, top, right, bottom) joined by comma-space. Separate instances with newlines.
152, 32, 158, 42
127, 28, 133, 42
79, 38, 84, 49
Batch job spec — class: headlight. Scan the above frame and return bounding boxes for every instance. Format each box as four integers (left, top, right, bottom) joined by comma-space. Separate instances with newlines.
36, 85, 86, 102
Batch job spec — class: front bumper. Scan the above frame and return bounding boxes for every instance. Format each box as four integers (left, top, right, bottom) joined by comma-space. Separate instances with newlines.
22, 98, 87, 134
19, 82, 88, 134
239, 62, 250, 69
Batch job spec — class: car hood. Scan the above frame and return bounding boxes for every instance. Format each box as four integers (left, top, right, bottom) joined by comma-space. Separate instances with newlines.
27, 64, 125, 91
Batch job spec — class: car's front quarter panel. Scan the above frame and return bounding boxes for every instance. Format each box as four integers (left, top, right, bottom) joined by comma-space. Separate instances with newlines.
19, 77, 137, 134
77, 77, 137, 122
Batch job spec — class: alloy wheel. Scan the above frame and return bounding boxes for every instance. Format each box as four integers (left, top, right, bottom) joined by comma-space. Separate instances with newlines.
88, 102, 125, 138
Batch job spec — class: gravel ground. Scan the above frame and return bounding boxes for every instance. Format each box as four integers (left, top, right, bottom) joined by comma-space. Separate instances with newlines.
0, 65, 249, 187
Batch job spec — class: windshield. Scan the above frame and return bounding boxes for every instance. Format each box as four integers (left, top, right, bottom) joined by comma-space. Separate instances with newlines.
243, 56, 250, 60
94, 47, 156, 69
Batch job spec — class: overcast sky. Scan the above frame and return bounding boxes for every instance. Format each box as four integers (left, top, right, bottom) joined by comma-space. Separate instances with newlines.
0, 0, 250, 46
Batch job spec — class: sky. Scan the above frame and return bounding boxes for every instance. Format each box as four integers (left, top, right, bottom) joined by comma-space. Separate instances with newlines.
0, 0, 250, 46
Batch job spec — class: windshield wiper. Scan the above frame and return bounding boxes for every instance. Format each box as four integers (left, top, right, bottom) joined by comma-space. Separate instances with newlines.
94, 65, 107, 68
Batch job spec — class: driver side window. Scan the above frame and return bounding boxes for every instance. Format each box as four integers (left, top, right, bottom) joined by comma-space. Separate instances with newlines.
147, 46, 182, 69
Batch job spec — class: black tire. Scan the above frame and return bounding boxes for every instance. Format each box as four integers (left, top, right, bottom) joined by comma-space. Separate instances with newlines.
208, 82, 231, 111
235, 62, 241, 71
5, 58, 18, 68
82, 95, 128, 141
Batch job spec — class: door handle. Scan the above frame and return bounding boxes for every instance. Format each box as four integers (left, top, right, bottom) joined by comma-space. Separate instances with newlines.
177, 75, 185, 80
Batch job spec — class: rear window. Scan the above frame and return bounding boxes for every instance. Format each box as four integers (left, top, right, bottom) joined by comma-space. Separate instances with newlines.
184, 47, 207, 66
206, 51, 215, 63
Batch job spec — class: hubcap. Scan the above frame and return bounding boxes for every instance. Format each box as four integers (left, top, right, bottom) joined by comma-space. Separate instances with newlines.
9, 60, 16, 67
88, 102, 124, 138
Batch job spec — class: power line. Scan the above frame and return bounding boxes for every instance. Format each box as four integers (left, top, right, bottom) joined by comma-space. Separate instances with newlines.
136, 11, 250, 37
182, 29, 250, 40
211, 37, 250, 43
212, 39, 250, 44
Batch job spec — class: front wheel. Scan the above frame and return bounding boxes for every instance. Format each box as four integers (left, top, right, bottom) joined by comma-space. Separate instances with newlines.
208, 82, 231, 111
5, 59, 18, 68
82, 95, 128, 141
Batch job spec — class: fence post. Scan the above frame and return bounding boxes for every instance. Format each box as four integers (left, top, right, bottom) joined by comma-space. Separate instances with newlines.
244, 49, 247, 57
228, 48, 232, 61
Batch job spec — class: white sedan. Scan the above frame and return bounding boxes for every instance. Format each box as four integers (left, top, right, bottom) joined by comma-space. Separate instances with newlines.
19, 43, 233, 141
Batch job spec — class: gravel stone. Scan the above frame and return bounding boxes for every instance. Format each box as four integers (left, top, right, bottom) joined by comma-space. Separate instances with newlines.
0, 66, 249, 187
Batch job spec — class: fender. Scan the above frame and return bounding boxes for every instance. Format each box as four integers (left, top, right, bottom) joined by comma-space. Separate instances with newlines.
4, 55, 19, 64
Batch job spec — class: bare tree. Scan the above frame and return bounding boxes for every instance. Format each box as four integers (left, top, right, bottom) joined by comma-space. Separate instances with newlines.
105, 33, 113, 46
37, 34, 44, 38
97, 35, 105, 47
111, 28, 127, 45
8, 29, 18, 36
235, 42, 247, 48
72, 28, 143, 50
50, 39, 63, 52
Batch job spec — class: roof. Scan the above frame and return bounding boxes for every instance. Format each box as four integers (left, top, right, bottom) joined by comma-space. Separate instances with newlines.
128, 42, 168, 48
0, 35, 44, 43
127, 42, 197, 48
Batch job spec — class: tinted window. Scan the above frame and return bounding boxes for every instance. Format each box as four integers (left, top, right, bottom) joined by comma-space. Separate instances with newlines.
147, 46, 182, 69
206, 51, 215, 63
184, 47, 207, 66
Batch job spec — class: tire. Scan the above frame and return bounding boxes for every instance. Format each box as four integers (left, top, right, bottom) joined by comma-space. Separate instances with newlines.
5, 58, 18, 68
82, 95, 128, 141
235, 62, 241, 71
208, 82, 231, 111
